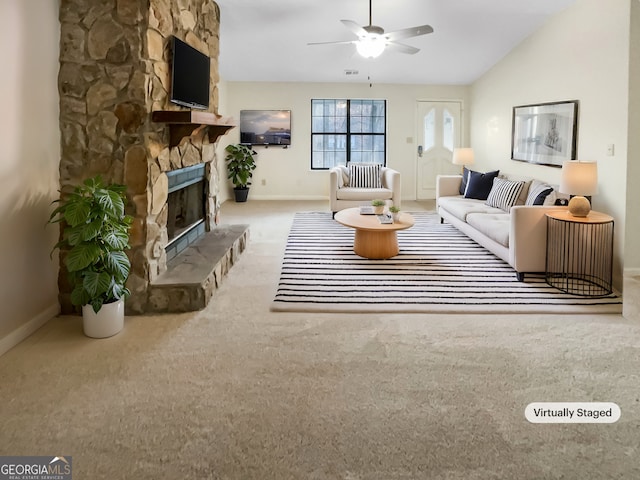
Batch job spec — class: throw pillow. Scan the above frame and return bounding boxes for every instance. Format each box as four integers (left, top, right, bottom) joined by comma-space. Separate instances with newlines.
464, 170, 500, 200
526, 180, 554, 206
337, 165, 349, 185
348, 163, 382, 188
485, 177, 525, 212
459, 166, 470, 195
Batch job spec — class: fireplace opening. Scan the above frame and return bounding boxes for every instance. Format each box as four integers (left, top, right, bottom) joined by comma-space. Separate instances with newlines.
165, 164, 207, 261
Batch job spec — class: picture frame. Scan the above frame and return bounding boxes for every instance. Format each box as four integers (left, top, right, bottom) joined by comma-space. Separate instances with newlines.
511, 100, 578, 167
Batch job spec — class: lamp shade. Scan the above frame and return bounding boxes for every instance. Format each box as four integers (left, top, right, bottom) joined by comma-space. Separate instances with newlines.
559, 161, 598, 196
452, 148, 475, 166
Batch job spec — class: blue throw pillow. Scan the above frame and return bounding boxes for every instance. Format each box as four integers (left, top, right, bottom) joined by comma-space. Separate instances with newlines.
464, 170, 500, 200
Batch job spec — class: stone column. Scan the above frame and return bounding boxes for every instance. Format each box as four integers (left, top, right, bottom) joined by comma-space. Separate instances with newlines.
58, 0, 222, 314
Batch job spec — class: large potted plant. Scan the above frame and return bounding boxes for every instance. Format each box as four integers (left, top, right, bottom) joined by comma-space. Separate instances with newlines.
224, 143, 257, 202
49, 176, 133, 338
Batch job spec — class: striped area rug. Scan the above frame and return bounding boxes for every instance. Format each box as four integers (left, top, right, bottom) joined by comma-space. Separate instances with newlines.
271, 212, 623, 314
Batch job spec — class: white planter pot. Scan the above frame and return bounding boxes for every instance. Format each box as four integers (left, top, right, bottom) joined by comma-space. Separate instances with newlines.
82, 299, 125, 338
392, 212, 401, 222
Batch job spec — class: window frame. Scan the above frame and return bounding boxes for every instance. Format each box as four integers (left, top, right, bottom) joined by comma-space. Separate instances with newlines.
310, 99, 387, 170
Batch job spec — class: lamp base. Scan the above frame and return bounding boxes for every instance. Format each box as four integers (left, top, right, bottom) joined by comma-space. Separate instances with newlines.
568, 196, 591, 217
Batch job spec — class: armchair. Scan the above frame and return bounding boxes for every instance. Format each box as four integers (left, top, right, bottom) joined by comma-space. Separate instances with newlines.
329, 165, 401, 214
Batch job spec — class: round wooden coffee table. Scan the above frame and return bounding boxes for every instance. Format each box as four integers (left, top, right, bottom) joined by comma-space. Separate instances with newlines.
334, 207, 415, 259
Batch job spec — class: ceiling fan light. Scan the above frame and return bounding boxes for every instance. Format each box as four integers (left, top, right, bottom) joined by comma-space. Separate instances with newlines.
356, 34, 386, 58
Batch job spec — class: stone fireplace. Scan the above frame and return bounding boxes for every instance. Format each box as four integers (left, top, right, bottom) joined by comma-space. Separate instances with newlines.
58, 0, 246, 314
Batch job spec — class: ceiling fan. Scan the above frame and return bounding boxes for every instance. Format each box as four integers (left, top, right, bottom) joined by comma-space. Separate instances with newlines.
308, 0, 434, 58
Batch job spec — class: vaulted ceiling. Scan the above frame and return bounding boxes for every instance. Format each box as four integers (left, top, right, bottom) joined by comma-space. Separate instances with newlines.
215, 0, 577, 85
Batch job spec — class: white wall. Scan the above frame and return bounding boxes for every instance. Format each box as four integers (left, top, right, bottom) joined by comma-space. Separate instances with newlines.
0, 0, 60, 353
219, 82, 470, 202
470, 0, 630, 289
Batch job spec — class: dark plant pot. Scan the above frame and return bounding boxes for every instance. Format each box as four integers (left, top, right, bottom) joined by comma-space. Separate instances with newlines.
234, 187, 250, 202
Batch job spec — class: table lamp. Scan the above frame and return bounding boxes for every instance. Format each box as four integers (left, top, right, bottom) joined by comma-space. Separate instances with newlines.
451, 148, 474, 173
559, 160, 598, 217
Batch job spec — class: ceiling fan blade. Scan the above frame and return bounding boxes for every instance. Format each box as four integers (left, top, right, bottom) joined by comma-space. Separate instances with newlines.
307, 40, 357, 46
386, 41, 420, 55
384, 24, 433, 42
341, 19, 369, 37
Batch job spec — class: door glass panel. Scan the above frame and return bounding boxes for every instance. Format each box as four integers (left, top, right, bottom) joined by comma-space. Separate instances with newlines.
443, 109, 454, 152
423, 109, 435, 152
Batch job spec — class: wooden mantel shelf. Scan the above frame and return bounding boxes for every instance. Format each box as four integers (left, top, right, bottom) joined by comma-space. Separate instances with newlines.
152, 110, 236, 148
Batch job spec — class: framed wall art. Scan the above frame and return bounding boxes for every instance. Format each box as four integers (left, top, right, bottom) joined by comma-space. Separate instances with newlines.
511, 100, 578, 167
239, 110, 291, 146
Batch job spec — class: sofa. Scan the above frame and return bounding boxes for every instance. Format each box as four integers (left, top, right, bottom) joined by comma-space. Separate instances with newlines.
436, 171, 569, 281
329, 164, 401, 214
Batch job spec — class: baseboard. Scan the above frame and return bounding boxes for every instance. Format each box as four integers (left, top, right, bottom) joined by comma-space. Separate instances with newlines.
624, 268, 640, 277
244, 195, 328, 201
0, 303, 60, 357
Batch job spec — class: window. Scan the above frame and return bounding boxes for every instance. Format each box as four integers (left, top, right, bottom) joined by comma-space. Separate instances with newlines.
311, 99, 386, 169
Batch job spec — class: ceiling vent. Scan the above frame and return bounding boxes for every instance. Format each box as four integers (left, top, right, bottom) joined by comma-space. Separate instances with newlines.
344, 69, 359, 76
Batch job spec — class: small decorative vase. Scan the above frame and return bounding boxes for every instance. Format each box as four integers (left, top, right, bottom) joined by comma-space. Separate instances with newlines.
392, 212, 401, 222
82, 299, 125, 338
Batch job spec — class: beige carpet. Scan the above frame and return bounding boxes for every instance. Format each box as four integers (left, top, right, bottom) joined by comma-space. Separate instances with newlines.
1, 200, 639, 480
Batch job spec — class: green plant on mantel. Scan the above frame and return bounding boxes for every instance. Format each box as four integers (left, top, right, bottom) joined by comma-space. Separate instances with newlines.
49, 176, 133, 313
225, 144, 257, 189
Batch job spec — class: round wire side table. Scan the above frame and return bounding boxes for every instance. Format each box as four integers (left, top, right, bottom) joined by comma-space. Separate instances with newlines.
545, 210, 614, 296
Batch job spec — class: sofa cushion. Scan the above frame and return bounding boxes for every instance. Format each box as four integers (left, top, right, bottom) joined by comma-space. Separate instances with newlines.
439, 196, 504, 222
485, 177, 525, 212
348, 163, 382, 188
464, 170, 500, 200
336, 187, 392, 200
466, 212, 511, 247
526, 180, 554, 205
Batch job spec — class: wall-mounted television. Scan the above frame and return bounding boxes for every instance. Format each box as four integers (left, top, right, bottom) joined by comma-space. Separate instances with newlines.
240, 110, 291, 146
170, 36, 210, 110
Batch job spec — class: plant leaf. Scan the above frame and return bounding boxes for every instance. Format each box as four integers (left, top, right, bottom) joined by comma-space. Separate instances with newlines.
105, 251, 131, 279
103, 230, 130, 250
83, 271, 112, 297
65, 225, 86, 246
90, 298, 104, 313
70, 284, 90, 307
63, 199, 91, 227
82, 218, 103, 241
66, 243, 101, 271
107, 190, 125, 217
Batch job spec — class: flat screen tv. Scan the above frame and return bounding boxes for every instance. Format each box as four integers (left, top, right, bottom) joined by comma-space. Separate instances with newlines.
170, 36, 210, 110
240, 110, 291, 146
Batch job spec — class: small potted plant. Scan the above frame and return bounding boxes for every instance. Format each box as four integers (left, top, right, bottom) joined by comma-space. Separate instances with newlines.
49, 176, 133, 338
371, 199, 386, 215
225, 143, 257, 202
389, 205, 401, 222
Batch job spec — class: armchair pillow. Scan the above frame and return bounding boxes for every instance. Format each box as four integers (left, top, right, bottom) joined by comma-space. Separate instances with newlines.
348, 163, 382, 188
464, 170, 500, 200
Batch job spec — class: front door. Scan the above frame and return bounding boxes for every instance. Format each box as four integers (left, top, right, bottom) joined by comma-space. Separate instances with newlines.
416, 101, 462, 199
